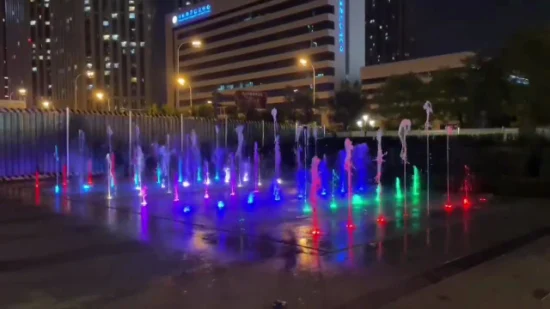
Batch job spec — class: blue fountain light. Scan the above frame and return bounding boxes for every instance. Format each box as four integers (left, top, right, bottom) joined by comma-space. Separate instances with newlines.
247, 192, 255, 204
82, 184, 91, 191
182, 180, 190, 188
54, 185, 60, 194
217, 200, 225, 209
183, 206, 191, 213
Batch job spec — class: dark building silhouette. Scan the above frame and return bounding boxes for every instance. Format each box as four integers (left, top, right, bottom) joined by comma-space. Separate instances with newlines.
365, 0, 410, 65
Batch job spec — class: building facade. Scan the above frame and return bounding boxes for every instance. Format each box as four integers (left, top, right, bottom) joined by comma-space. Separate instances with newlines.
166, 0, 365, 110
50, 0, 153, 110
365, 0, 410, 65
0, 0, 51, 106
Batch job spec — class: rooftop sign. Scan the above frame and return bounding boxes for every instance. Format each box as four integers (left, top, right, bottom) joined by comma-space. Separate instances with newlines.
172, 4, 212, 26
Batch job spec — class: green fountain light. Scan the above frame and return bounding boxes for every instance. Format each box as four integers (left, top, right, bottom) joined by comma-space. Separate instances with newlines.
395, 177, 403, 199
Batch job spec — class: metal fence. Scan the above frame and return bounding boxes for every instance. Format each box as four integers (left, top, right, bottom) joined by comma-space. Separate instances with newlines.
0, 108, 301, 180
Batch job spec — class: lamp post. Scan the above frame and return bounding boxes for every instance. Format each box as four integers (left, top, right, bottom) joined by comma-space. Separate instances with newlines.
175, 39, 202, 109
95, 91, 110, 111
74, 70, 95, 109
298, 58, 316, 106
177, 77, 193, 115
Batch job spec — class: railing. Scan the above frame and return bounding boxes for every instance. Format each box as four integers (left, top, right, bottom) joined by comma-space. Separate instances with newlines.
0, 108, 302, 180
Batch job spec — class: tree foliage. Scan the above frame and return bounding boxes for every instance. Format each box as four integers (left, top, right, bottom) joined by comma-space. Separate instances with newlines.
330, 80, 364, 129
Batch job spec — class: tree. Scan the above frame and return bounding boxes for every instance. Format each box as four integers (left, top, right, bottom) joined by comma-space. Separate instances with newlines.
330, 80, 364, 129
195, 104, 215, 118
375, 73, 428, 128
427, 67, 471, 125
500, 27, 550, 131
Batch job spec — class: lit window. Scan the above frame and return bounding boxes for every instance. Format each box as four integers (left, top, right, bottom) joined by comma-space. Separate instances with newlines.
129, 13, 135, 19
129, 6, 135, 11
30, 20, 36, 25
103, 21, 109, 26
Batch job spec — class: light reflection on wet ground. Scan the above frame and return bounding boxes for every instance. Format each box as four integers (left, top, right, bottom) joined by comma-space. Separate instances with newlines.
0, 180, 549, 308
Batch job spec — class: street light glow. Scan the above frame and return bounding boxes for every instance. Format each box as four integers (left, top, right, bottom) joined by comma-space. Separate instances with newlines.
357, 120, 363, 128
369, 120, 375, 127
207, 100, 212, 104
95, 91, 105, 100
177, 77, 186, 86
299, 58, 308, 66
362, 114, 369, 122
18, 88, 27, 96
86, 70, 95, 78
41, 100, 51, 108
191, 40, 202, 48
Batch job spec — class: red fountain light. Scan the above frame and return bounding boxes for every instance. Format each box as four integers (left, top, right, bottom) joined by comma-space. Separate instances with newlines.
35, 170, 40, 188
376, 215, 386, 224
444, 203, 453, 212
62, 165, 68, 188
463, 197, 471, 208
311, 228, 321, 236
87, 159, 93, 185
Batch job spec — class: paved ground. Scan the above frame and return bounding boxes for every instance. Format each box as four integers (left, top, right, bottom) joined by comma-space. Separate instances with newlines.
383, 236, 550, 309
0, 180, 549, 308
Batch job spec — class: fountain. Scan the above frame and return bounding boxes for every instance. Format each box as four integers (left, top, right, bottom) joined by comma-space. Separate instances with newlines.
337, 149, 346, 194
374, 129, 385, 185
164, 134, 172, 194
271, 108, 281, 201
319, 154, 329, 196
330, 169, 338, 209
54, 145, 60, 194
229, 153, 236, 196
423, 101, 433, 212
398, 119, 411, 211
412, 166, 421, 196
253, 142, 260, 191
310, 156, 321, 202
273, 135, 281, 201
213, 125, 223, 182
106, 125, 116, 192
204, 160, 210, 199
353, 143, 369, 192
106, 153, 113, 199
310, 156, 321, 234
134, 144, 144, 191
395, 177, 402, 199
235, 125, 244, 187
78, 130, 87, 190
344, 138, 354, 229
445, 125, 453, 208
462, 165, 472, 207
190, 130, 202, 183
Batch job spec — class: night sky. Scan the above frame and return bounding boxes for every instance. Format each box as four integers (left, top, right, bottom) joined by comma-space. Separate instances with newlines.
409, 0, 550, 57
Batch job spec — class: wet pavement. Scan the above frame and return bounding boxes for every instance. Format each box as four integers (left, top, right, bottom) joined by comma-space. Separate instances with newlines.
1, 179, 550, 308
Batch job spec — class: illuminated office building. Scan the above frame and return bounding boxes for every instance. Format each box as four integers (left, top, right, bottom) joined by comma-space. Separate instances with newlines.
166, 0, 365, 109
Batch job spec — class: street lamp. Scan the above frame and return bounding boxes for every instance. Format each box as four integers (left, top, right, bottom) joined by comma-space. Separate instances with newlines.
175, 39, 202, 108
74, 70, 95, 109
369, 120, 375, 128
41, 100, 51, 109
17, 88, 27, 105
95, 90, 110, 111
362, 114, 369, 122
176, 76, 193, 112
356, 120, 363, 128
298, 57, 316, 106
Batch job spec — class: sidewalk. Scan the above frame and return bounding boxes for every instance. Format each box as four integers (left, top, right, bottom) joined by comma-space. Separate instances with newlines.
383, 236, 550, 309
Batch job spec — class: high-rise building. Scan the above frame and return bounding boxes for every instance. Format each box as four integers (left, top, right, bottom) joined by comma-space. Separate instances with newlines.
50, 0, 153, 110
150, 0, 206, 106
165, 0, 365, 110
365, 0, 409, 65
0, 0, 51, 106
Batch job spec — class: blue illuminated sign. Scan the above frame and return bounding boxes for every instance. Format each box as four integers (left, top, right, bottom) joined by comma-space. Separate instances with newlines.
338, 0, 345, 53
172, 4, 212, 26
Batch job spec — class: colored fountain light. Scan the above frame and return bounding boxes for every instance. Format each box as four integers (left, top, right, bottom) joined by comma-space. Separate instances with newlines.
346, 222, 355, 229
182, 181, 190, 188
376, 215, 386, 224
224, 167, 230, 184
183, 206, 191, 213
395, 177, 403, 199
217, 201, 225, 209
412, 166, 421, 196
311, 228, 321, 236
247, 192, 255, 204
352, 194, 366, 206
330, 201, 338, 210
302, 204, 312, 214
